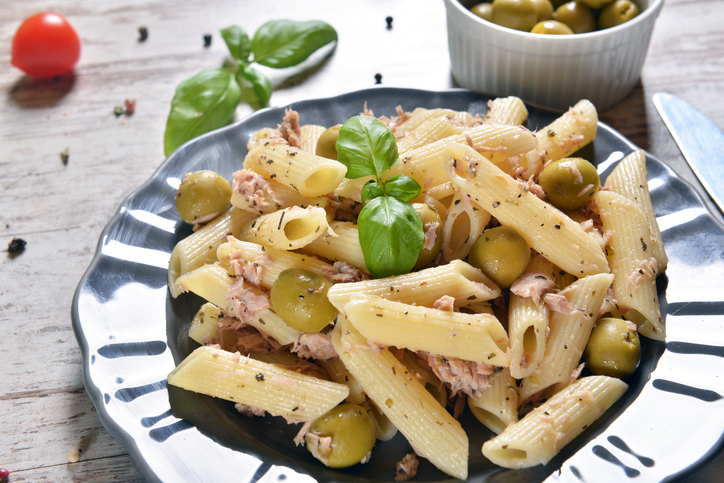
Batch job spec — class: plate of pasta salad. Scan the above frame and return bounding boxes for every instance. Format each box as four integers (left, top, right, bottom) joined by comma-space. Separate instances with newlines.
72, 87, 724, 483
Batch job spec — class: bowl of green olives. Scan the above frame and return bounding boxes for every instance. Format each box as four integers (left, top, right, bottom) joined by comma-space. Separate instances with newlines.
443, 0, 664, 111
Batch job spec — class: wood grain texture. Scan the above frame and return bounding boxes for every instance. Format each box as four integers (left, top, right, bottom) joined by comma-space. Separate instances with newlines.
0, 0, 722, 482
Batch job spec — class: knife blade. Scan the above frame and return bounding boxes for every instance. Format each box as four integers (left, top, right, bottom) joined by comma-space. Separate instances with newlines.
653, 92, 724, 215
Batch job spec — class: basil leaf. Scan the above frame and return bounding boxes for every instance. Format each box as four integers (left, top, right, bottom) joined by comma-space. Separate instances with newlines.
384, 175, 421, 202
361, 181, 385, 205
336, 116, 399, 180
220, 25, 252, 63
236, 65, 272, 109
252, 20, 337, 69
164, 68, 241, 156
358, 196, 424, 279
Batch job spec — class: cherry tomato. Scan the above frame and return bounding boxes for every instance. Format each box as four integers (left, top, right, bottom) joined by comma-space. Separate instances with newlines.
11, 12, 81, 78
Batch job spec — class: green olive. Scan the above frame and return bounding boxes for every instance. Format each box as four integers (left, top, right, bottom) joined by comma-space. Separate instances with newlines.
470, 2, 494, 21
491, 0, 539, 31
270, 269, 338, 333
412, 203, 443, 270
579, 0, 613, 8
538, 157, 600, 210
554, 1, 596, 33
316, 125, 341, 160
531, 19, 574, 34
306, 404, 376, 468
598, 0, 640, 29
584, 317, 641, 379
531, 0, 554, 21
175, 170, 232, 224
467, 226, 530, 288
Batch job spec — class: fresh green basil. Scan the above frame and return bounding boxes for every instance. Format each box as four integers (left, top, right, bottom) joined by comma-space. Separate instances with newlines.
336, 116, 399, 179
361, 181, 385, 205
220, 25, 252, 64
358, 196, 424, 279
236, 65, 272, 110
383, 175, 421, 202
252, 20, 338, 69
164, 68, 241, 156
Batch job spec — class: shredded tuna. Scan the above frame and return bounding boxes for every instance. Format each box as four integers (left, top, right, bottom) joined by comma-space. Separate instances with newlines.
235, 403, 266, 417
239, 254, 273, 287
569, 163, 584, 184
466, 157, 479, 181
625, 320, 638, 332
543, 293, 572, 314
517, 177, 547, 200
367, 340, 389, 351
232, 169, 273, 213
278, 108, 301, 147
271, 375, 297, 386
422, 221, 440, 251
226, 277, 270, 322
627, 257, 658, 291
557, 134, 585, 154
306, 432, 333, 463
427, 353, 493, 398
395, 453, 419, 482
292, 333, 338, 360
573, 389, 593, 401
510, 272, 555, 305
285, 359, 329, 380
293, 420, 313, 446
569, 363, 585, 384
432, 295, 456, 312
320, 261, 368, 283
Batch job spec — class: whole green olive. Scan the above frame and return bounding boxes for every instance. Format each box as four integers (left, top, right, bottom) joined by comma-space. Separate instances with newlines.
316, 125, 341, 160
491, 0, 539, 31
467, 226, 531, 288
531, 19, 574, 34
412, 203, 443, 270
270, 269, 338, 333
538, 157, 600, 210
598, 0, 640, 29
306, 404, 376, 468
553, 1, 596, 33
584, 317, 641, 379
470, 2, 494, 21
175, 170, 232, 224
531, 0, 554, 21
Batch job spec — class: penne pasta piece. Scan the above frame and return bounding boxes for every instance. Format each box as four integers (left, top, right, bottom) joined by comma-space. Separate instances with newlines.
326, 259, 501, 312
397, 116, 462, 154
482, 375, 628, 468
442, 189, 491, 261
343, 295, 509, 365
468, 368, 519, 434
217, 237, 335, 289
247, 127, 281, 150
175, 263, 236, 312
384, 123, 538, 190
244, 143, 347, 197
482, 96, 529, 126
508, 253, 557, 379
396, 107, 467, 132
168, 346, 349, 422
518, 273, 614, 402
168, 208, 256, 298
522, 99, 598, 177
332, 177, 370, 203
188, 302, 222, 345
332, 317, 469, 480
318, 357, 367, 405
443, 142, 610, 277
238, 206, 328, 251
604, 149, 668, 271
303, 220, 368, 272
596, 190, 665, 340
250, 308, 302, 346
299, 124, 327, 154
231, 169, 329, 216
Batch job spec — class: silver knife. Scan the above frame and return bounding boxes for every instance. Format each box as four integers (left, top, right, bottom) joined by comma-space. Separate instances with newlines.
653, 92, 724, 214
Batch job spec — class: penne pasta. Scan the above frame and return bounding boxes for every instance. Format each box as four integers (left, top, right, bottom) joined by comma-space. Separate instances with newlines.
444, 142, 610, 277
168, 346, 349, 422
468, 368, 519, 434
332, 317, 469, 480
237, 206, 328, 251
302, 220, 368, 272
442, 189, 491, 261
481, 96, 529, 126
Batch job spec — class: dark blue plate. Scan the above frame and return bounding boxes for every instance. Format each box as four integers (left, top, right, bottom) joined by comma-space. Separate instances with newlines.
72, 87, 724, 482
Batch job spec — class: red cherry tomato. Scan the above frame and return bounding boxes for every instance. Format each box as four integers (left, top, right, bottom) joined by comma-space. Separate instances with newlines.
11, 12, 81, 78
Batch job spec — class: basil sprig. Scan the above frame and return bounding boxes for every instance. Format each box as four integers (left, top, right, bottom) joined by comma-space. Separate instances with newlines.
164, 20, 337, 156
337, 116, 424, 278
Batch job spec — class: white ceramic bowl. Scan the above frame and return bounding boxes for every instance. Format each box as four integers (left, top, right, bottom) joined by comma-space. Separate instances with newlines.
444, 0, 664, 112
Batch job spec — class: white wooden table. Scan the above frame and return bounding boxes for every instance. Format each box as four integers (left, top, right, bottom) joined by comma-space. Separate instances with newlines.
1, 0, 723, 481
